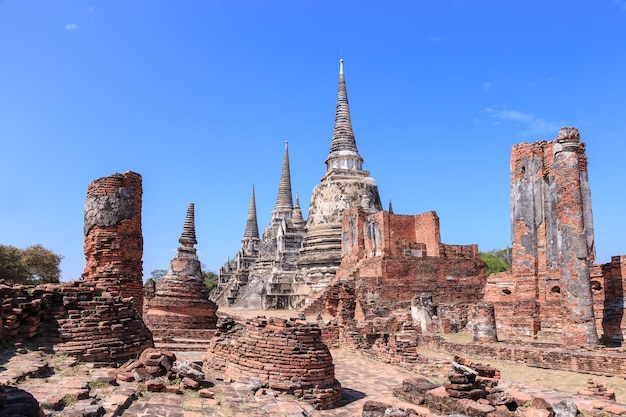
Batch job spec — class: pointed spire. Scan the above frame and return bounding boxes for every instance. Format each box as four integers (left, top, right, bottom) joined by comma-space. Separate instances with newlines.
388, 198, 394, 214
292, 192, 306, 228
179, 203, 197, 247
243, 184, 260, 239
272, 141, 294, 218
325, 59, 364, 173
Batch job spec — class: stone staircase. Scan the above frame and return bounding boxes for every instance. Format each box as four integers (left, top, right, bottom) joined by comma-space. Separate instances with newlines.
152, 336, 212, 352
152, 329, 216, 352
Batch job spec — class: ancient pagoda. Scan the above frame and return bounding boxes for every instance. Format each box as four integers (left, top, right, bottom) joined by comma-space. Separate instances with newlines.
214, 143, 307, 309
144, 203, 218, 342
214, 184, 260, 299
298, 59, 382, 290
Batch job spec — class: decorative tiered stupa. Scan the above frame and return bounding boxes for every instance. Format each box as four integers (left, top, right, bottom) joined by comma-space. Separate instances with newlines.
298, 59, 382, 289
144, 203, 218, 344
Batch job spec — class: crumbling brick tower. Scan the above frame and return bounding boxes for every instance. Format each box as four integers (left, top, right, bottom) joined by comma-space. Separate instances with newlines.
82, 171, 144, 315
486, 127, 598, 346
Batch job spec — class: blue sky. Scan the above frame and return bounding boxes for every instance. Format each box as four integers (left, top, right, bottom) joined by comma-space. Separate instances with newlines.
1, 1, 625, 281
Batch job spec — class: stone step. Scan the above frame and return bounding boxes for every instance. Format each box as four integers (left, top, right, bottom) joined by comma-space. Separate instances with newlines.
153, 337, 210, 352
154, 342, 208, 352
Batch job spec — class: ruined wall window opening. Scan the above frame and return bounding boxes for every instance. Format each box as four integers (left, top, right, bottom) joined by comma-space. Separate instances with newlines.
550, 286, 561, 294
590, 280, 602, 291
502, 288, 512, 295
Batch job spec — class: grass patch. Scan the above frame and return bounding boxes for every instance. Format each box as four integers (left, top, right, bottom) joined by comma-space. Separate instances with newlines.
437, 331, 473, 343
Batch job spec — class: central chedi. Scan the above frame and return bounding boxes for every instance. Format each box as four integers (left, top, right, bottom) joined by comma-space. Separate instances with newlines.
213, 59, 382, 309
298, 59, 382, 289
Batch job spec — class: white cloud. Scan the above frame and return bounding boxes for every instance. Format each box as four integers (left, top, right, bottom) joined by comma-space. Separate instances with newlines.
65, 23, 79, 32
491, 109, 534, 123
485, 108, 562, 136
482, 81, 492, 91
86, 6, 96, 14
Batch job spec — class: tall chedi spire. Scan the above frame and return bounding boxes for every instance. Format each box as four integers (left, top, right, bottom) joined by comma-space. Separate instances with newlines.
213, 142, 306, 309
325, 59, 364, 175
272, 141, 294, 219
244, 184, 260, 239
212, 185, 261, 306
299, 58, 382, 288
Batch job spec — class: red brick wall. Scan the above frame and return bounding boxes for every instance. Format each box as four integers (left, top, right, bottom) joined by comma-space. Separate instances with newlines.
590, 256, 626, 345
0, 283, 153, 362
417, 334, 626, 377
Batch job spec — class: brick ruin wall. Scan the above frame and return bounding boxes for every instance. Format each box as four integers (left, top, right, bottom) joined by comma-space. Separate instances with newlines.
82, 171, 144, 315
204, 316, 342, 410
416, 334, 626, 377
590, 255, 626, 346
339, 208, 486, 321
1, 171, 154, 362
309, 204, 496, 369
0, 282, 153, 362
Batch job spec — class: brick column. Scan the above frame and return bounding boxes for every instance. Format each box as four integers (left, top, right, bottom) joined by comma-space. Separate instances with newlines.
552, 127, 598, 346
82, 171, 144, 315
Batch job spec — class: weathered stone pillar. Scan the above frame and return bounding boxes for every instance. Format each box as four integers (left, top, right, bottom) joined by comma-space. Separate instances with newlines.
411, 293, 435, 334
469, 303, 498, 343
82, 171, 144, 315
551, 127, 598, 346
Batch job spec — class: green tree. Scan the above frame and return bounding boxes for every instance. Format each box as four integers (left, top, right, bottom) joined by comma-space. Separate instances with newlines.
149, 269, 168, 280
480, 248, 512, 276
0, 244, 61, 284
0, 245, 27, 283
203, 270, 218, 291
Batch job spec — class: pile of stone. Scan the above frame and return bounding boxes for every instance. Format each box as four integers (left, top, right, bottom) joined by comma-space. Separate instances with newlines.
577, 379, 616, 401
362, 400, 419, 417
205, 316, 342, 410
445, 361, 488, 400
392, 377, 440, 405
115, 348, 208, 394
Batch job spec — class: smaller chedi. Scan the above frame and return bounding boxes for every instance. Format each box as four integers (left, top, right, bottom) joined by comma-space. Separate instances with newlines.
204, 316, 342, 410
144, 203, 218, 341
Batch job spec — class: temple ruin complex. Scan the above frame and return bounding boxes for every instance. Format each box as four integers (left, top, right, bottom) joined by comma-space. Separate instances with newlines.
3, 63, 626, 416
